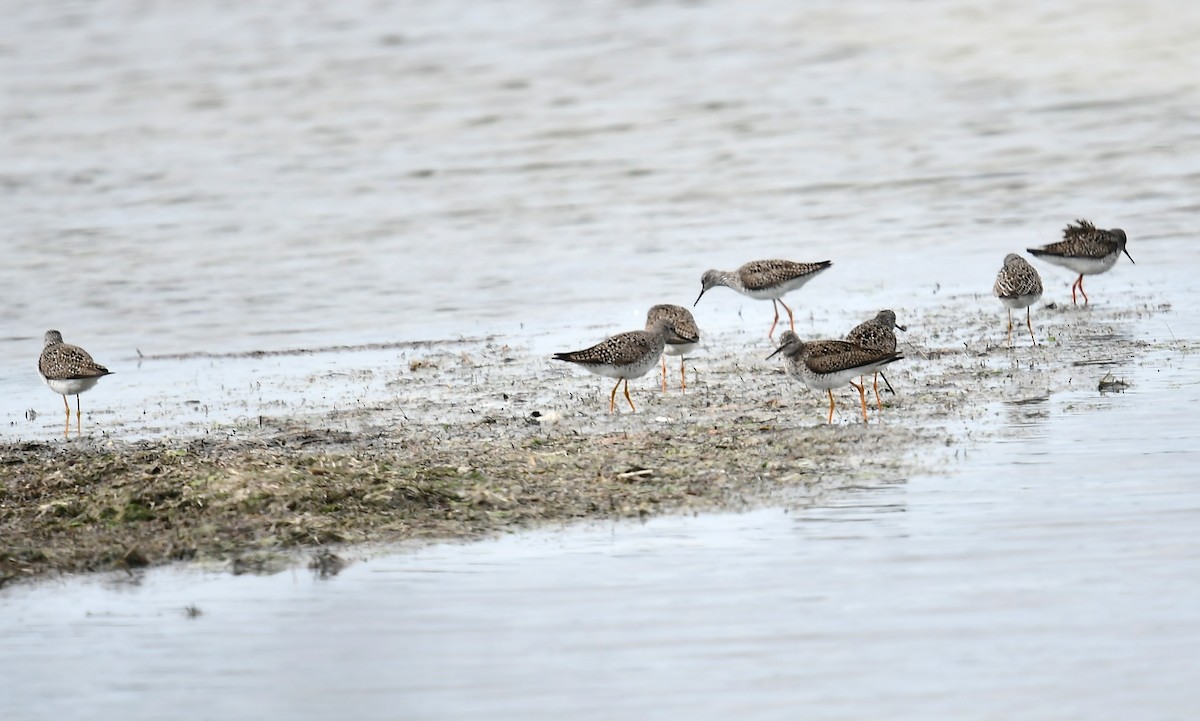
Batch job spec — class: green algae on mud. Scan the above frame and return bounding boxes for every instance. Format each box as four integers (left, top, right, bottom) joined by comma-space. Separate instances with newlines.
0, 418, 918, 586
0, 297, 1170, 586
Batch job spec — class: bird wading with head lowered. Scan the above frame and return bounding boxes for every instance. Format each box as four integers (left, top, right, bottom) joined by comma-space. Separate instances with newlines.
695, 259, 832, 338
768, 330, 902, 424
554, 316, 692, 413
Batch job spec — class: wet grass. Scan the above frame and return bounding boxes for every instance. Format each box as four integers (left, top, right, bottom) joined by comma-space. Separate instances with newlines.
0, 419, 916, 586
0, 296, 1172, 587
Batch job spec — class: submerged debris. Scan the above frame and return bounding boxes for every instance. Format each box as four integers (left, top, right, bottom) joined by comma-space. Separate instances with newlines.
0, 420, 914, 585
309, 550, 349, 578
1098, 373, 1130, 393
0, 298, 1162, 586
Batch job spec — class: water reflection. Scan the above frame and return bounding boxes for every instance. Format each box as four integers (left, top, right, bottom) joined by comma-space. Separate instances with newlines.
1002, 393, 1051, 432
5, 383, 1200, 719
3, 349, 1199, 720
4, 0, 1200, 717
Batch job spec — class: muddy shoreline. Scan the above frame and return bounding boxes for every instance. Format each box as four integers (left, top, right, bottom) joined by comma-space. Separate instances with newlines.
0, 296, 1166, 586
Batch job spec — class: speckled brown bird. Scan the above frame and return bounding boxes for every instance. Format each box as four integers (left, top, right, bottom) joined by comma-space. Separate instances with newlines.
694, 259, 832, 338
38, 329, 113, 436
993, 253, 1043, 346
768, 330, 902, 423
554, 318, 686, 413
645, 304, 700, 393
846, 309, 906, 409
1027, 219, 1132, 306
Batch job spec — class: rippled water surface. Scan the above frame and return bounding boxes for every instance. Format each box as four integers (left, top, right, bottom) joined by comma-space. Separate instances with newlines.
4, 357, 1200, 720
3, 0, 1200, 718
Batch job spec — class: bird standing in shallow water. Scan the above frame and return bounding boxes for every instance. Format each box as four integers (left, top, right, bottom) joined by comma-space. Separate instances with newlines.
768, 330, 902, 423
645, 304, 700, 393
1027, 219, 1132, 306
553, 318, 687, 413
695, 259, 832, 338
38, 330, 113, 437
846, 310, 906, 410
993, 253, 1043, 346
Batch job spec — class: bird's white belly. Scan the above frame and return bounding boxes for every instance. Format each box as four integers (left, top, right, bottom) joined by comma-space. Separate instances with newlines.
44, 376, 101, 396
1040, 252, 1118, 276
1000, 293, 1040, 310
583, 354, 662, 380
796, 365, 860, 391
663, 341, 698, 357
743, 275, 817, 300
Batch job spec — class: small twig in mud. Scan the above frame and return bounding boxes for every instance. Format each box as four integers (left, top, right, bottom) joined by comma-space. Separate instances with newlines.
901, 340, 932, 360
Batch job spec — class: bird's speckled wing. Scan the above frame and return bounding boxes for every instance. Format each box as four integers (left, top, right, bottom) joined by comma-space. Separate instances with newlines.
738, 260, 830, 292
1032, 220, 1119, 259
846, 321, 895, 353
554, 330, 658, 367
803, 340, 895, 375
38, 343, 110, 381
646, 304, 700, 344
994, 260, 1043, 299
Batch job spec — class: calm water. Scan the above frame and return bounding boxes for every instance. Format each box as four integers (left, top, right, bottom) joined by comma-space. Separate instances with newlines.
4, 345, 1199, 720
3, 0, 1195, 434
3, 0, 1200, 718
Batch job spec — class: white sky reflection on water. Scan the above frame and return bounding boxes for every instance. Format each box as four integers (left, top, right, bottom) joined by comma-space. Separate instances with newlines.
3, 0, 1200, 718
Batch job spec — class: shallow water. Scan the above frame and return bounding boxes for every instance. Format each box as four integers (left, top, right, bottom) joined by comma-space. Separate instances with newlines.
3, 0, 1200, 718
3, 0, 1195, 435
4, 344, 1199, 720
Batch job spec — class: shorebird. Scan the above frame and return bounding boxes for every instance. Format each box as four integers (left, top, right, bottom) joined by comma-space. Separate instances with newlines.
645, 304, 700, 393
768, 330, 902, 423
554, 318, 686, 413
38, 330, 113, 437
694, 259, 832, 338
993, 253, 1043, 346
1027, 219, 1132, 306
846, 310, 906, 409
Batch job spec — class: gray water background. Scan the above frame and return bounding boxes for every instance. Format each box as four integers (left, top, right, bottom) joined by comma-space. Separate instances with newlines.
3, 1, 1200, 718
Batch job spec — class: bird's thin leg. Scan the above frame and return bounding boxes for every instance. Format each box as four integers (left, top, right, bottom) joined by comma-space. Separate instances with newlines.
679, 357, 687, 392
826, 389, 835, 424
780, 298, 796, 333
609, 380, 620, 414
850, 380, 868, 422
62, 394, 70, 418
623, 379, 637, 412
871, 373, 882, 410
660, 356, 668, 394
767, 300, 781, 339
1007, 308, 1014, 346
1077, 275, 1089, 305
1026, 306, 1037, 346
1070, 275, 1080, 306
76, 395, 83, 436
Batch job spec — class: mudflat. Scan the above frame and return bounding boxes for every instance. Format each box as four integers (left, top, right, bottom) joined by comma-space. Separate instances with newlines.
0, 298, 1160, 586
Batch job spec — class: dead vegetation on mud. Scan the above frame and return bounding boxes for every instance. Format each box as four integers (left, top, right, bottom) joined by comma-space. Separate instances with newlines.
0, 419, 919, 586
0, 297, 1168, 586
